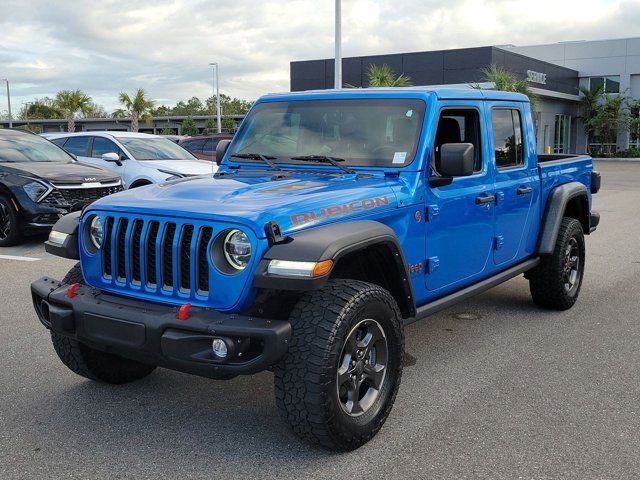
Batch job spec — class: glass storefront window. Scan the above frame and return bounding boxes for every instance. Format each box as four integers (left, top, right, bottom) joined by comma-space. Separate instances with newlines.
553, 114, 572, 154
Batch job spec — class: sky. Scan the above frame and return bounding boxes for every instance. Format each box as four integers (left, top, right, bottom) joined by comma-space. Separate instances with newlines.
0, 0, 639, 114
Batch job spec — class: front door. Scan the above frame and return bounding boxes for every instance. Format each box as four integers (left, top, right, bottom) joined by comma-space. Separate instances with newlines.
488, 105, 537, 266
425, 105, 495, 292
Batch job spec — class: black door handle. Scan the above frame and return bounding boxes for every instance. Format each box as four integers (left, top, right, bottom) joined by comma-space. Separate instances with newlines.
517, 186, 533, 195
475, 194, 494, 205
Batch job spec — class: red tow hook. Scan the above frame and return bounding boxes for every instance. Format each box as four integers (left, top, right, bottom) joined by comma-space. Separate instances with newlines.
178, 303, 192, 321
66, 283, 81, 298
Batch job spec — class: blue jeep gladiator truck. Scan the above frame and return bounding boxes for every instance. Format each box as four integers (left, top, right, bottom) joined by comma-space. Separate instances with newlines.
31, 87, 600, 450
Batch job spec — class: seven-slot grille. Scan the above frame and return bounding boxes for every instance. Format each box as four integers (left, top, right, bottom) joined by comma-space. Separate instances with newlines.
100, 216, 213, 296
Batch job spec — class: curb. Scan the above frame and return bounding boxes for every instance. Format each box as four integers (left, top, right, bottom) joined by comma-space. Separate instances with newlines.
593, 158, 640, 163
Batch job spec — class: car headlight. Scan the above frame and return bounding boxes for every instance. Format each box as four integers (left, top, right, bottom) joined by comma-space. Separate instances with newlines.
223, 229, 251, 270
23, 181, 49, 202
89, 216, 104, 249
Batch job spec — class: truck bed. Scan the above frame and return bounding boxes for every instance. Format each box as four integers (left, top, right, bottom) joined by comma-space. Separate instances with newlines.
537, 154, 594, 213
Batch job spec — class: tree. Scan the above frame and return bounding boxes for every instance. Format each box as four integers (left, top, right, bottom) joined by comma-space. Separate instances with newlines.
578, 84, 605, 150
159, 127, 176, 135
181, 116, 198, 136
118, 88, 155, 132
204, 118, 215, 131
205, 94, 253, 116
628, 100, 640, 148
81, 101, 108, 119
366, 64, 412, 87
19, 98, 61, 120
475, 65, 537, 109
589, 94, 628, 156
221, 116, 236, 132
111, 108, 127, 119
54, 89, 92, 132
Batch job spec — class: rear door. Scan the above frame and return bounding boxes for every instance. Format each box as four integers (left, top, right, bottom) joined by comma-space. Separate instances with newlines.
425, 103, 495, 291
488, 104, 538, 265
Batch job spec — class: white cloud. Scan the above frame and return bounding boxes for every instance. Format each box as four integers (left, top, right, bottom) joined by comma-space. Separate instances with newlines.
0, 0, 638, 112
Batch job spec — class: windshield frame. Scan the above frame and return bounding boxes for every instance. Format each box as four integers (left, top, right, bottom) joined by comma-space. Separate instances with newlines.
227, 97, 427, 170
118, 137, 197, 161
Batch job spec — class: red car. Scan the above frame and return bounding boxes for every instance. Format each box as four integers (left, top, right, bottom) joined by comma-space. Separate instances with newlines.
180, 134, 233, 162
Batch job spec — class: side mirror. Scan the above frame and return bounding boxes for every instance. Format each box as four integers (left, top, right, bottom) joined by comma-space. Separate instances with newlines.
215, 139, 231, 166
439, 143, 474, 177
102, 152, 121, 163
102, 152, 122, 169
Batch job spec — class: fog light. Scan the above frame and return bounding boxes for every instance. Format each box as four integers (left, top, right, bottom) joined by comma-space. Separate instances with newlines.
212, 338, 228, 358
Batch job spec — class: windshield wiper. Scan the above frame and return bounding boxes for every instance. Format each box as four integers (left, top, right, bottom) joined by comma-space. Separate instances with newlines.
290, 155, 355, 174
230, 153, 280, 170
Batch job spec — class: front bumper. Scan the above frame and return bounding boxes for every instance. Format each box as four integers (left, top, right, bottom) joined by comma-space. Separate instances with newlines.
31, 277, 291, 378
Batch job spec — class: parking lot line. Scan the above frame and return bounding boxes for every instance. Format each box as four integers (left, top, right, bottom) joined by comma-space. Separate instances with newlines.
0, 254, 40, 262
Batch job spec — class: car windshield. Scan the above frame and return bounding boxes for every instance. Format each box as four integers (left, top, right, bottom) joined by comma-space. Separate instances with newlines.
0, 133, 73, 163
229, 98, 426, 168
118, 137, 195, 161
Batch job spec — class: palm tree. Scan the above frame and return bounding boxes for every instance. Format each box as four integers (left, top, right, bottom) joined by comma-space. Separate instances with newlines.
366, 64, 412, 87
54, 90, 92, 132
475, 65, 537, 109
118, 88, 155, 132
578, 84, 604, 151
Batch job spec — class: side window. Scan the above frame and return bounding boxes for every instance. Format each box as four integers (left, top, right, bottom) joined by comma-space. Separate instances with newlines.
51, 138, 67, 147
203, 139, 214, 155
183, 139, 206, 153
491, 109, 524, 169
63, 136, 90, 157
433, 108, 482, 175
91, 137, 121, 158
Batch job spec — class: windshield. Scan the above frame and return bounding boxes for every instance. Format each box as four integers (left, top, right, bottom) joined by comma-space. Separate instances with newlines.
229, 98, 426, 168
119, 137, 195, 161
0, 133, 73, 163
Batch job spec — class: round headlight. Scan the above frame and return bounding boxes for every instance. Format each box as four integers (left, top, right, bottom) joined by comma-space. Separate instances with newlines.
89, 216, 104, 249
223, 229, 251, 270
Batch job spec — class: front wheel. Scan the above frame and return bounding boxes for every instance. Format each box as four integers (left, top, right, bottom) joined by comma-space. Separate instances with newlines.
0, 195, 22, 247
529, 217, 586, 310
274, 279, 404, 451
50, 263, 157, 384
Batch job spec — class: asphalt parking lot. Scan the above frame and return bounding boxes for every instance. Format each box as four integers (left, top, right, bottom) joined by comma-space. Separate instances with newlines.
0, 161, 638, 479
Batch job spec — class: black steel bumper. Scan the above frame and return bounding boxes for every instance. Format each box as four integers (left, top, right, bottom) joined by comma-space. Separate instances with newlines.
590, 211, 600, 233
31, 277, 292, 378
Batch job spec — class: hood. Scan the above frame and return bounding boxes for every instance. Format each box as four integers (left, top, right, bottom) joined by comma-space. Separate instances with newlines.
88, 171, 407, 236
0, 161, 120, 185
141, 159, 216, 175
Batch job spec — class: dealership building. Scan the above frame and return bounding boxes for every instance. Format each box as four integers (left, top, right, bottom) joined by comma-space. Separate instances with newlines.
290, 37, 640, 154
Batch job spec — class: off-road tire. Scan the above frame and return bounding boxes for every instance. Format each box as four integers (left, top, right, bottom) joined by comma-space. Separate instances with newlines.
0, 195, 22, 247
274, 279, 404, 451
529, 217, 585, 310
50, 263, 157, 384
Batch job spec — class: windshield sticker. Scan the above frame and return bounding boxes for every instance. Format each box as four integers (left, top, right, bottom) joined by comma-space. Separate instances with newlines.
392, 152, 407, 164
406, 110, 414, 118
291, 195, 390, 227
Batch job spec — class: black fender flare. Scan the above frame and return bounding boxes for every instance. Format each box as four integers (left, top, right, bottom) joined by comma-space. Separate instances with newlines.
253, 220, 416, 317
44, 211, 81, 259
537, 182, 589, 255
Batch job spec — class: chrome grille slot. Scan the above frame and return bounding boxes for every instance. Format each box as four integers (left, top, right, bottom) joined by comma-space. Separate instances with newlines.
102, 216, 114, 278
196, 227, 213, 294
179, 225, 194, 292
115, 218, 129, 282
145, 221, 160, 288
130, 220, 143, 285
161, 223, 177, 289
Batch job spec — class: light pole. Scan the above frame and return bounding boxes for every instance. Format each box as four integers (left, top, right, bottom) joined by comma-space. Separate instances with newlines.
209, 63, 221, 133
2, 78, 12, 128
334, 0, 342, 89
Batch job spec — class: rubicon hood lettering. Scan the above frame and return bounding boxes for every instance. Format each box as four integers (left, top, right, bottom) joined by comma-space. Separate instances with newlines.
291, 195, 390, 226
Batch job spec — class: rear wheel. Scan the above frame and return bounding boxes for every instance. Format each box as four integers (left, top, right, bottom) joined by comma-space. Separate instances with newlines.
0, 195, 22, 247
50, 263, 157, 384
274, 279, 404, 451
529, 217, 585, 310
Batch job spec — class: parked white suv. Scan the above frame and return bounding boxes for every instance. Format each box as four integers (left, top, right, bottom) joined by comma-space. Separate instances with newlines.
42, 132, 216, 189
